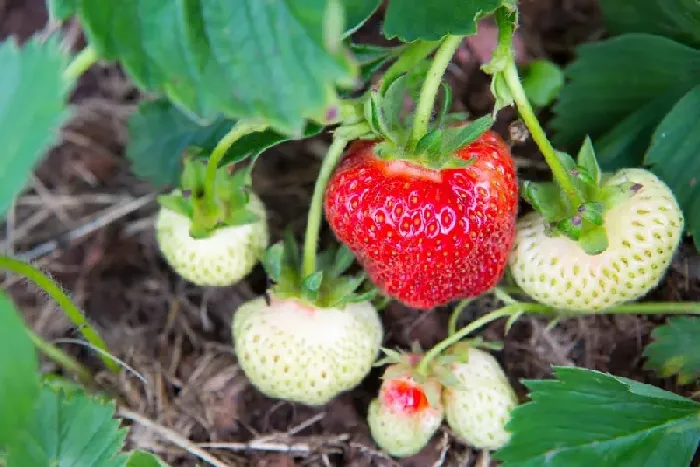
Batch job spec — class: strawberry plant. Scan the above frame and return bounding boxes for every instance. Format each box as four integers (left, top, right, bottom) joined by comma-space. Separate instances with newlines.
1, 0, 700, 465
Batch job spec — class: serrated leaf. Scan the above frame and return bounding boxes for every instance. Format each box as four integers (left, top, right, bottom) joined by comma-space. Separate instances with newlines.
75, 0, 356, 135
0, 37, 70, 219
49, 0, 77, 20
644, 84, 700, 250
600, 0, 700, 48
342, 0, 381, 37
576, 137, 600, 185
0, 293, 39, 448
592, 90, 684, 172
552, 34, 700, 148
126, 450, 168, 467
495, 366, 700, 467
383, 0, 501, 41
644, 317, 700, 384
7, 387, 128, 467
521, 59, 564, 108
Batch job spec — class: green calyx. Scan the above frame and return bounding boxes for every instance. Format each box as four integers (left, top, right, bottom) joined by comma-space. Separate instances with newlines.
157, 158, 260, 239
336, 65, 494, 170
521, 137, 641, 255
262, 230, 377, 309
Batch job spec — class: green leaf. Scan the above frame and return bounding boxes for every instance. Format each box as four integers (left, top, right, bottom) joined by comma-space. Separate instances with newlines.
576, 137, 601, 185
592, 90, 683, 172
521, 59, 564, 108
520, 181, 569, 223
644, 84, 700, 250
495, 367, 700, 467
342, 0, 381, 36
0, 37, 70, 220
578, 224, 608, 255
48, 0, 77, 20
126, 100, 230, 188
126, 451, 168, 467
7, 387, 128, 467
600, 0, 700, 48
0, 293, 39, 449
440, 115, 494, 155
330, 245, 356, 278
301, 271, 324, 302
383, 0, 501, 41
75, 0, 356, 135
644, 317, 700, 384
262, 243, 284, 283
127, 100, 323, 188
552, 34, 700, 148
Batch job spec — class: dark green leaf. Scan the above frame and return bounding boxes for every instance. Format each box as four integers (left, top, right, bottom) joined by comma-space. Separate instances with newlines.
552, 34, 700, 148
125, 450, 167, 467
77, 0, 356, 135
48, 0, 77, 20
383, 0, 501, 41
126, 100, 230, 188
592, 91, 683, 172
7, 387, 127, 467
127, 100, 322, 188
342, 0, 381, 36
381, 74, 409, 136
520, 181, 568, 223
495, 367, 700, 467
644, 84, 700, 250
521, 59, 564, 108
440, 115, 494, 155
0, 37, 70, 219
282, 229, 300, 272
0, 293, 39, 449
262, 243, 284, 283
576, 137, 600, 185
415, 129, 443, 156
600, 0, 700, 48
644, 317, 700, 384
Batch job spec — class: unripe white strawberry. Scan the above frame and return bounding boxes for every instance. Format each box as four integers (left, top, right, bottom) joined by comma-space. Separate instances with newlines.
510, 168, 684, 311
232, 294, 382, 406
368, 367, 443, 457
156, 192, 268, 286
443, 345, 517, 451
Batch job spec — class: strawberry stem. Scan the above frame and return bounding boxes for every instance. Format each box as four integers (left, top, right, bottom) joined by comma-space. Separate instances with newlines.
27, 329, 93, 383
418, 303, 548, 377
0, 256, 119, 373
302, 137, 349, 278
203, 121, 267, 213
63, 45, 98, 82
448, 299, 471, 336
501, 60, 583, 209
600, 302, 700, 315
409, 35, 463, 149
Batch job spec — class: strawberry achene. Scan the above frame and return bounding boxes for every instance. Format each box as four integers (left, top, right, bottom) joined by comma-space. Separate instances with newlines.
324, 131, 518, 309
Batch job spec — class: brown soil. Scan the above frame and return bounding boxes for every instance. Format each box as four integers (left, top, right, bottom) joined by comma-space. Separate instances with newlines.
2, 1, 699, 466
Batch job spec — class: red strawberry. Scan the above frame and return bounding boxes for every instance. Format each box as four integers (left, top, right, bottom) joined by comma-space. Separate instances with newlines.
324, 131, 518, 309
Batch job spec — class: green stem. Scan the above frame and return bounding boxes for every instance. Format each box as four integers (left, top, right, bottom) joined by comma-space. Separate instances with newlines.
27, 330, 92, 382
448, 300, 470, 336
0, 256, 119, 373
501, 59, 583, 209
63, 46, 99, 82
601, 302, 700, 315
409, 35, 463, 148
302, 138, 348, 278
380, 40, 440, 94
204, 121, 267, 208
418, 303, 549, 376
